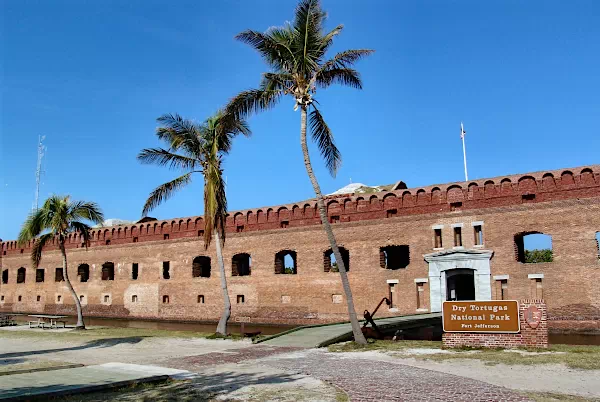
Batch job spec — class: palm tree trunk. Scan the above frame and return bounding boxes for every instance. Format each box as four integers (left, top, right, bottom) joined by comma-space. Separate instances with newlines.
215, 231, 231, 335
299, 106, 367, 345
59, 241, 85, 330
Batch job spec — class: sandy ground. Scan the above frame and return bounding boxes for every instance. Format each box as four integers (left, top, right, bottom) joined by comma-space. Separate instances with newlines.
331, 350, 600, 399
2, 333, 600, 400
0, 335, 342, 401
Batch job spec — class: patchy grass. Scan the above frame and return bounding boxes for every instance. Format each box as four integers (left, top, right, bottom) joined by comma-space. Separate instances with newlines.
328, 340, 600, 370
524, 391, 600, 402
0, 359, 77, 374
328, 339, 441, 353
0, 327, 244, 342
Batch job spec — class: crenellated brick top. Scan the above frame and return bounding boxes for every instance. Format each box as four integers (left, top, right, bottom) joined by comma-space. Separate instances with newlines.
2, 165, 599, 255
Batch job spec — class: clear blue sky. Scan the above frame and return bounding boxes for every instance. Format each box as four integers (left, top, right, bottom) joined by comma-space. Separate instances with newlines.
1, 0, 599, 241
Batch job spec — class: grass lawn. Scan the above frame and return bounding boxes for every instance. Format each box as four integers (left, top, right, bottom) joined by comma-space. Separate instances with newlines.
328, 340, 600, 370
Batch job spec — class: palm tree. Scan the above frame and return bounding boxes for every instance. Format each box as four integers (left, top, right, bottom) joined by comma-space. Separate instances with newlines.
226, 0, 372, 344
138, 112, 250, 336
18, 196, 104, 330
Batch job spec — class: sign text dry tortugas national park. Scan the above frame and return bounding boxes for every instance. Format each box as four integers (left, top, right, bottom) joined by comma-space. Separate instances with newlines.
1, 165, 599, 334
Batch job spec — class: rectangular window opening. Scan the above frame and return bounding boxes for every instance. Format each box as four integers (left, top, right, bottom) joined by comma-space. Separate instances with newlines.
280, 221, 289, 229
197, 295, 204, 304
133, 237, 139, 243
104, 295, 110, 303
386, 209, 397, 218
500, 279, 508, 300
162, 295, 170, 304
237, 295, 245, 304
434, 229, 443, 248
236, 225, 245, 233
132, 263, 139, 280
36, 269, 45, 283
198, 230, 204, 237
450, 202, 462, 211
163, 234, 169, 240
453, 227, 462, 247
388, 283, 395, 308
132, 295, 138, 303
55, 268, 64, 282
416, 283, 425, 309
534, 278, 543, 298
474, 225, 483, 246
37, 295, 41, 302
330, 215, 340, 224
162, 262, 170, 279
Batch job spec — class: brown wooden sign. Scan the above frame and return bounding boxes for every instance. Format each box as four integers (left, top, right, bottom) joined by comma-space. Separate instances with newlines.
443, 300, 520, 333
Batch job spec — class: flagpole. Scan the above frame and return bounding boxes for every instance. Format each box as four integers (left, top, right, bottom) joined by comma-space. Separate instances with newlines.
461, 122, 469, 181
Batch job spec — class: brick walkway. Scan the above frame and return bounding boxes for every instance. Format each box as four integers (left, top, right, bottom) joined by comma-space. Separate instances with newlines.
258, 349, 532, 402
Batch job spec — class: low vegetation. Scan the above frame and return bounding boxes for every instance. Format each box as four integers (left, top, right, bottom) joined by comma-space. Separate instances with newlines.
329, 340, 600, 370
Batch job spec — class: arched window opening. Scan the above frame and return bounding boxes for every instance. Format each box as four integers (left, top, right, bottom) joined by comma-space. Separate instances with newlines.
379, 245, 410, 270
324, 248, 349, 272
275, 250, 297, 274
514, 232, 553, 263
192, 256, 211, 278
102, 262, 115, 280
232, 253, 251, 276
17, 268, 26, 284
78, 264, 90, 282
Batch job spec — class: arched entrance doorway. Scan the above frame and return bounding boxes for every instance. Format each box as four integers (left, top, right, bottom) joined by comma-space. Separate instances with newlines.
445, 269, 475, 301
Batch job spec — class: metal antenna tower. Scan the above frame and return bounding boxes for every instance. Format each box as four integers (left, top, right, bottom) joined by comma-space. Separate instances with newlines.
34, 135, 46, 211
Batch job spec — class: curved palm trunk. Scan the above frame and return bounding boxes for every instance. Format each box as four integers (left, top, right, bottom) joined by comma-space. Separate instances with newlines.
215, 231, 231, 335
59, 241, 85, 330
300, 106, 367, 345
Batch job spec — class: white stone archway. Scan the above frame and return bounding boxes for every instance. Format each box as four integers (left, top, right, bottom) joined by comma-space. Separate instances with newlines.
424, 249, 493, 312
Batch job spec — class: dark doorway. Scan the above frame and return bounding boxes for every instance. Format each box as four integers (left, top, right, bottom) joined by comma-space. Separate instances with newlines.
446, 269, 475, 301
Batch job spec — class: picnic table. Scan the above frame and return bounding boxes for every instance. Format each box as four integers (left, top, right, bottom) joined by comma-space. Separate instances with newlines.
0, 313, 24, 327
28, 314, 69, 329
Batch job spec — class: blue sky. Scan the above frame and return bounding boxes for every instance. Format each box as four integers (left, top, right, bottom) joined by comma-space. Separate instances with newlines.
1, 0, 599, 241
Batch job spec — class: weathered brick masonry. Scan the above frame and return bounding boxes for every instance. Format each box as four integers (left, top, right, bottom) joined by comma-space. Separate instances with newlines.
1, 165, 599, 331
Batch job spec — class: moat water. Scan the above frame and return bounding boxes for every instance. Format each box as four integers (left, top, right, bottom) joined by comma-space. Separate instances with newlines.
11, 316, 600, 345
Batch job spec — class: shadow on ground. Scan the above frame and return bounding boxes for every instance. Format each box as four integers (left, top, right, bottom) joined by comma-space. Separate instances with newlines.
5, 370, 303, 402
0, 337, 147, 359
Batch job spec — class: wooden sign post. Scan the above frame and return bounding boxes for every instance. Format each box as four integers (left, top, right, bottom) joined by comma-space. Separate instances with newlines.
235, 316, 251, 336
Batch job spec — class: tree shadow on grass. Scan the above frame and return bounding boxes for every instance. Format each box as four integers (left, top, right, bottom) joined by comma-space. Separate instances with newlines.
4, 370, 305, 401
0, 337, 147, 359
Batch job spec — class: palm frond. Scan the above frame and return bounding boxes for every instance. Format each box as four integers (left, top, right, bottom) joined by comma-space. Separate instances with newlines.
235, 29, 296, 71
137, 148, 200, 170
225, 89, 282, 121
67, 201, 104, 225
30, 233, 54, 268
316, 67, 363, 89
293, 0, 327, 75
142, 173, 194, 216
309, 105, 341, 177
203, 160, 227, 249
18, 208, 49, 246
70, 221, 92, 248
320, 24, 344, 53
320, 49, 374, 71
156, 114, 203, 154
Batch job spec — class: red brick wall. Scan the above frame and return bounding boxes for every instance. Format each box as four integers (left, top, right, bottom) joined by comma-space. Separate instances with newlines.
1, 166, 599, 328
443, 300, 548, 348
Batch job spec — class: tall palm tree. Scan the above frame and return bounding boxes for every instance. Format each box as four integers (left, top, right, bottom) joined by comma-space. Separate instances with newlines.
18, 195, 104, 330
138, 112, 250, 336
226, 0, 373, 344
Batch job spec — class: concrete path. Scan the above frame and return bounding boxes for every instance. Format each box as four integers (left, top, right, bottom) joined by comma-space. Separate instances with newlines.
0, 363, 193, 401
261, 313, 441, 348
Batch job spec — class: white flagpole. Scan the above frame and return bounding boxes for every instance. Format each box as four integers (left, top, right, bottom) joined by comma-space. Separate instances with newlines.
461, 122, 468, 181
